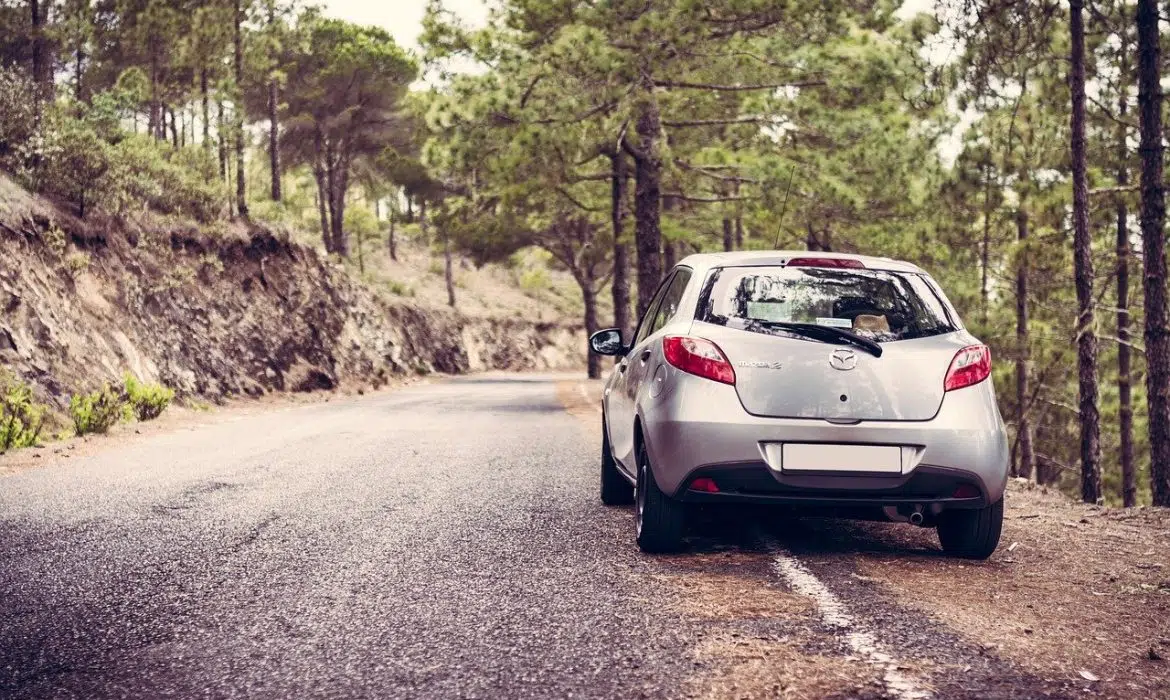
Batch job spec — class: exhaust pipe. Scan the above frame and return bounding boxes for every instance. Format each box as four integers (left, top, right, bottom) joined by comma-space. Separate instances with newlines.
908, 509, 925, 526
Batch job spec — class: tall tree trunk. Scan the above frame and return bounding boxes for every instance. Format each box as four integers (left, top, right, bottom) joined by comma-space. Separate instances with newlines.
388, 210, 397, 261
632, 89, 663, 319
805, 221, 819, 251
266, 0, 281, 202
980, 161, 992, 325
324, 153, 348, 257
217, 97, 228, 181
1117, 66, 1136, 507
268, 78, 281, 201
334, 158, 350, 256
663, 240, 677, 270
149, 51, 161, 140
609, 151, 632, 340
1070, 0, 1101, 504
73, 0, 86, 103
1015, 207, 1035, 481
356, 221, 365, 274
234, 0, 248, 218
418, 199, 428, 243
169, 107, 179, 148
30, 0, 52, 101
313, 164, 331, 253
722, 217, 734, 252
201, 68, 210, 149
735, 216, 744, 249
662, 195, 677, 270
583, 282, 600, 379
1137, 0, 1170, 506
443, 226, 456, 307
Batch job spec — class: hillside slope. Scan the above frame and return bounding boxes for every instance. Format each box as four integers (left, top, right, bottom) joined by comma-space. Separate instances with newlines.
0, 176, 583, 409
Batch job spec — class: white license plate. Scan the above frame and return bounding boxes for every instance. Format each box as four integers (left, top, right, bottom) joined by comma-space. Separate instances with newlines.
777, 443, 902, 474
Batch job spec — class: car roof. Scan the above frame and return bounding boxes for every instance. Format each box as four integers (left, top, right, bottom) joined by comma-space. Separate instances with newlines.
675, 251, 926, 275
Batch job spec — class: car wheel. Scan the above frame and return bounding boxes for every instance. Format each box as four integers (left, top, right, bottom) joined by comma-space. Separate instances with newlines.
937, 498, 1003, 560
600, 419, 634, 505
635, 440, 685, 553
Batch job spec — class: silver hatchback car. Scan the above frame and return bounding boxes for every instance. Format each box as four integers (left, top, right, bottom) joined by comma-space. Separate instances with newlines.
589, 251, 1008, 558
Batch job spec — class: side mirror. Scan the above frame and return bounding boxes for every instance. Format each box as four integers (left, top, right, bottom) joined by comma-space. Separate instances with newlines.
589, 328, 627, 356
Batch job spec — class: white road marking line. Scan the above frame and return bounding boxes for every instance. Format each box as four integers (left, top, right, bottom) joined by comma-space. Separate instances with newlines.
767, 544, 932, 700
578, 383, 602, 414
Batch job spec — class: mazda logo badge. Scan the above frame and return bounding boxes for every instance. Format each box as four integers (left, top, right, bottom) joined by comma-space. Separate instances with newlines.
829, 348, 857, 371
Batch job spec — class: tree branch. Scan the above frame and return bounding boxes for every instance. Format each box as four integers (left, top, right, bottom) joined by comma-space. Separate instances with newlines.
675, 160, 759, 183
654, 79, 825, 91
555, 186, 603, 212
663, 191, 756, 203
662, 115, 771, 127
1089, 184, 1139, 195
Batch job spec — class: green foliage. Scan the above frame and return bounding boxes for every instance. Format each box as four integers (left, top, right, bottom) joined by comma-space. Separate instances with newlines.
38, 110, 112, 218
69, 384, 125, 436
0, 372, 45, 453
105, 136, 225, 221
64, 251, 90, 278
123, 374, 174, 422
0, 67, 39, 178
385, 279, 414, 296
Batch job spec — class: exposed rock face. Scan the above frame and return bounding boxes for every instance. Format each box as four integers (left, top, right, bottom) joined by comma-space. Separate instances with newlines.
0, 180, 584, 406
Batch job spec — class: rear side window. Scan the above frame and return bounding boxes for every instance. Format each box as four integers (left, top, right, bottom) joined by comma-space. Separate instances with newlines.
697, 265, 959, 342
649, 268, 692, 335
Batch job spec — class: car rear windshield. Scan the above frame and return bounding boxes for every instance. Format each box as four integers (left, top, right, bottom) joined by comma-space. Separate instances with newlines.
696, 265, 960, 342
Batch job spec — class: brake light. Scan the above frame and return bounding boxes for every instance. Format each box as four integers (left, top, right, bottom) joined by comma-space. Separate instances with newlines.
785, 257, 865, 269
944, 345, 991, 391
663, 336, 736, 385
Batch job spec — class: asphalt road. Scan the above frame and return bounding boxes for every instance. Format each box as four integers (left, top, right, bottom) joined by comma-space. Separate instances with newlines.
0, 375, 1090, 699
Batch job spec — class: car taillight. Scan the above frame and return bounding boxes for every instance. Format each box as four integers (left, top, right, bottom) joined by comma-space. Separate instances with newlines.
944, 345, 991, 392
785, 257, 865, 269
663, 336, 736, 385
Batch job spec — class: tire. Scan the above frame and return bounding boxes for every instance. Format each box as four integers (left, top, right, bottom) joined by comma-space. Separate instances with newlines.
600, 420, 634, 505
635, 441, 685, 553
937, 498, 1004, 560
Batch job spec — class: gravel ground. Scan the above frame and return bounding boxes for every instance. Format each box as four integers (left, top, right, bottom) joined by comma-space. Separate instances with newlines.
2, 374, 1162, 699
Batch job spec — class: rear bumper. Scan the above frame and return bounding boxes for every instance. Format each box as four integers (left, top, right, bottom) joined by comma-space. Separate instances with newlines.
639, 369, 1010, 506
678, 463, 989, 509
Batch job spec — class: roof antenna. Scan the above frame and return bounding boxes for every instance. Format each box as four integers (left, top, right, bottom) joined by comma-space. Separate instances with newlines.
773, 165, 797, 249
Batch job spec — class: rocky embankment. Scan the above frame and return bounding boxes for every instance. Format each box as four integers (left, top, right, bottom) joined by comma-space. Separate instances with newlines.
0, 177, 583, 408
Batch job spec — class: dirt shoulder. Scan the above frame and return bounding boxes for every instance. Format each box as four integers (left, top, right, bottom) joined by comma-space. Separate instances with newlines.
852, 483, 1170, 698
557, 378, 1170, 699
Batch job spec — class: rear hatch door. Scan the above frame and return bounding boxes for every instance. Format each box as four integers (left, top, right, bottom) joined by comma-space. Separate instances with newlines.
694, 321, 970, 421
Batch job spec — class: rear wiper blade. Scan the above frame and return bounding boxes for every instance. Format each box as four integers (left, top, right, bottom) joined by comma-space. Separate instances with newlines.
750, 321, 883, 358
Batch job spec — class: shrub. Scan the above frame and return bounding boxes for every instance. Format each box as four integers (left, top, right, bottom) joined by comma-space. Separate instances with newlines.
0, 372, 45, 453
38, 112, 112, 218
123, 374, 174, 421
106, 136, 225, 222
64, 251, 90, 277
69, 384, 126, 435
